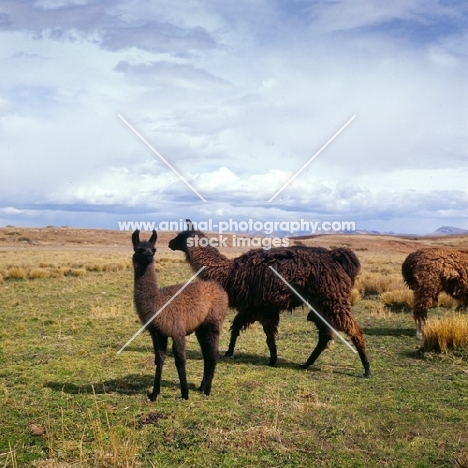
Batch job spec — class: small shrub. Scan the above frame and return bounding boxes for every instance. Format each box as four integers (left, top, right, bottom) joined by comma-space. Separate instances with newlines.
28, 268, 51, 279
39, 262, 57, 268
357, 273, 402, 296
64, 268, 86, 277
423, 314, 468, 353
49, 268, 65, 278
350, 288, 361, 306
381, 289, 413, 309
437, 292, 458, 309
8, 266, 27, 279
103, 263, 125, 272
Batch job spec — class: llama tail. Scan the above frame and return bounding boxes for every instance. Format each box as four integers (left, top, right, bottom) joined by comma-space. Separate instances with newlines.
401, 255, 417, 290
330, 248, 361, 285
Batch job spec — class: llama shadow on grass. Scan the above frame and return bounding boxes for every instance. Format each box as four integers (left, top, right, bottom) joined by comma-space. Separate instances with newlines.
119, 345, 301, 369
44, 373, 190, 396
363, 327, 416, 337
220, 352, 302, 370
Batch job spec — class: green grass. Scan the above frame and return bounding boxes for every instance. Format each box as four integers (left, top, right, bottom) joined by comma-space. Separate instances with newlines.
1, 255, 468, 467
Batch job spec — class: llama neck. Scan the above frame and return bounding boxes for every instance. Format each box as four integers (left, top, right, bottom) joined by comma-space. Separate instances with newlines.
185, 245, 232, 286
133, 259, 159, 321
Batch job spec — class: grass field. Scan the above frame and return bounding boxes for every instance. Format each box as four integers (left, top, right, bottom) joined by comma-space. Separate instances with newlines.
1, 229, 468, 467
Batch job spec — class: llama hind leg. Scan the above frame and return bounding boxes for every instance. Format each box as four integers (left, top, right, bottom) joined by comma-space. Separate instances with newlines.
299, 325, 333, 369
195, 323, 220, 396
224, 310, 253, 358
172, 335, 189, 400
413, 289, 436, 340
148, 332, 167, 402
350, 331, 370, 378
259, 312, 280, 367
338, 313, 370, 378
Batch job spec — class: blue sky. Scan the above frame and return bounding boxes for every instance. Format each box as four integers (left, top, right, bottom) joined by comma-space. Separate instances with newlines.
1, 0, 467, 234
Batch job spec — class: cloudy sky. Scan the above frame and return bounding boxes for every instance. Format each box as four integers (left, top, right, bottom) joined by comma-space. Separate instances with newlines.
1, 0, 467, 235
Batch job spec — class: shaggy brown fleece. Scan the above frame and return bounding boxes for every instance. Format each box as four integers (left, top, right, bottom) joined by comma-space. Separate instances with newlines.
403, 247, 468, 339
169, 227, 370, 377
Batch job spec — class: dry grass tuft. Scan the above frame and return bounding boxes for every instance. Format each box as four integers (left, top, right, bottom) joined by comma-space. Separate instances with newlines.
453, 451, 468, 468
350, 288, 361, 306
357, 273, 404, 296
368, 302, 392, 318
423, 314, 468, 353
28, 268, 52, 279
90, 305, 125, 319
40, 392, 139, 468
438, 292, 458, 309
381, 289, 413, 309
8, 266, 27, 279
64, 268, 86, 277
0, 268, 10, 278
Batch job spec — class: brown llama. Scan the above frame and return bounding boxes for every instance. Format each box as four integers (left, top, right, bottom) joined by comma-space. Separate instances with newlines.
402, 247, 468, 339
132, 230, 228, 401
168, 224, 370, 377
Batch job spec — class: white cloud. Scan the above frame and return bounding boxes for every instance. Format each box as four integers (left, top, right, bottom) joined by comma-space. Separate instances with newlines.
0, 1, 467, 233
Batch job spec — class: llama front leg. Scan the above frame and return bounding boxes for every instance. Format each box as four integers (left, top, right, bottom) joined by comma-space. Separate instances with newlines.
172, 335, 189, 400
148, 332, 167, 402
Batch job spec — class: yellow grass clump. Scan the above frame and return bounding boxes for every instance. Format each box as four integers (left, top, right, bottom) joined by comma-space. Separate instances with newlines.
357, 273, 404, 296
64, 268, 87, 277
28, 268, 51, 279
381, 289, 413, 309
437, 292, 458, 309
423, 314, 468, 353
350, 288, 361, 306
8, 266, 27, 279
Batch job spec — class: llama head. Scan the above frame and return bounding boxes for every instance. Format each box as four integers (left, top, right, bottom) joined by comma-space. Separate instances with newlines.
168, 220, 204, 252
132, 229, 157, 264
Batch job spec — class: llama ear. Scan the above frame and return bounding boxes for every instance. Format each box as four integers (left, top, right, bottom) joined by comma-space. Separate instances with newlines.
186, 219, 193, 232
132, 230, 140, 247
149, 229, 157, 245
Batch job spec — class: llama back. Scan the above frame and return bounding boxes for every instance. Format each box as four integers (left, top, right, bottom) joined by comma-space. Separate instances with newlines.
329, 248, 361, 285
403, 247, 468, 291
154, 281, 228, 336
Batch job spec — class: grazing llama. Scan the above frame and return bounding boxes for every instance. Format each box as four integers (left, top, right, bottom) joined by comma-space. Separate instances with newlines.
402, 247, 468, 339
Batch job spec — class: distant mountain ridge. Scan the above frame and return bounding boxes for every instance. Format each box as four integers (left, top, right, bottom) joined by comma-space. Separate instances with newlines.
291, 225, 468, 238
427, 226, 468, 236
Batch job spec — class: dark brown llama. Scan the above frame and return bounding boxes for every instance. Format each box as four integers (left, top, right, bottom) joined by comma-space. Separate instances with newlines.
132, 230, 228, 401
168, 225, 370, 377
402, 247, 468, 339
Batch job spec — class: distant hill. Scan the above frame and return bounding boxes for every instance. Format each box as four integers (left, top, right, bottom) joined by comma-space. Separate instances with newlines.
427, 226, 468, 236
